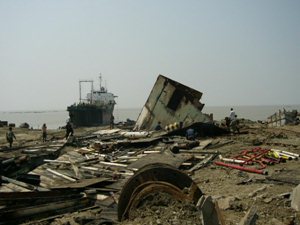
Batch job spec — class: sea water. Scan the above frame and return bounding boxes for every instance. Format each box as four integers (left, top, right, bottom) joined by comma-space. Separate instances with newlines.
0, 105, 299, 129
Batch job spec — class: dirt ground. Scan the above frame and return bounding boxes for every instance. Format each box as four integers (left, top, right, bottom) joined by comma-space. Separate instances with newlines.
191, 122, 300, 225
1, 122, 300, 225
118, 123, 300, 225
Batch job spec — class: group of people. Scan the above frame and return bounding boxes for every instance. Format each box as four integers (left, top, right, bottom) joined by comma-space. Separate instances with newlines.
5, 121, 74, 149
4, 113, 120, 148
41, 122, 74, 142
5, 110, 240, 148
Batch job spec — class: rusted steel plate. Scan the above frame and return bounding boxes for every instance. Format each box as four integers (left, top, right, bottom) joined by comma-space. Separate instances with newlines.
117, 163, 202, 221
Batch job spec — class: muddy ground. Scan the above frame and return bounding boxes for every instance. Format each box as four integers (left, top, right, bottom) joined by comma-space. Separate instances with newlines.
0, 122, 300, 225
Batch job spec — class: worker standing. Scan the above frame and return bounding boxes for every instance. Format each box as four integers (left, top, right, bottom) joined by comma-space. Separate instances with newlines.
110, 114, 115, 129
42, 123, 47, 142
65, 122, 74, 139
229, 108, 236, 122
6, 126, 16, 148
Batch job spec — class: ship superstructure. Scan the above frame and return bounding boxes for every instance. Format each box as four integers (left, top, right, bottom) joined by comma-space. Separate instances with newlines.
67, 76, 116, 127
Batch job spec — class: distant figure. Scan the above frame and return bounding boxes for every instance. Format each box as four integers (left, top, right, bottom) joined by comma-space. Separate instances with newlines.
230, 115, 240, 134
42, 123, 47, 142
110, 114, 115, 129
154, 121, 162, 131
6, 126, 16, 148
65, 122, 74, 139
186, 128, 196, 140
229, 108, 236, 122
225, 117, 231, 128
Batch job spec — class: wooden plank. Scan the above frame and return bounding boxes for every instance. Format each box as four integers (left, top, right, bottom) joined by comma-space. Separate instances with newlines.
46, 169, 76, 182
99, 161, 128, 168
188, 154, 217, 173
2, 198, 92, 223
2, 176, 49, 192
51, 177, 111, 189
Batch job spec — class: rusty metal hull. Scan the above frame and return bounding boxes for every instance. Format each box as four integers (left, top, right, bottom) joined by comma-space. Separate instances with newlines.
117, 163, 203, 221
134, 75, 212, 131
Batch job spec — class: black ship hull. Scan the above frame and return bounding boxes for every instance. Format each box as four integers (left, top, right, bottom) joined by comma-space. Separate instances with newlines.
67, 104, 114, 127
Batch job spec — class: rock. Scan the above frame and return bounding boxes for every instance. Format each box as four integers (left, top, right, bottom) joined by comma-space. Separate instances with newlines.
263, 197, 273, 204
217, 196, 237, 210
291, 184, 300, 211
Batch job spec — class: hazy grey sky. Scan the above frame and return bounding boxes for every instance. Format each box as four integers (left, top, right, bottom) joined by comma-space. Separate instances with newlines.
0, 0, 299, 111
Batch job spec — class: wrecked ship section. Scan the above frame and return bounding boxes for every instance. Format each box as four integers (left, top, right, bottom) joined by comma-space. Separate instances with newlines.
134, 75, 212, 131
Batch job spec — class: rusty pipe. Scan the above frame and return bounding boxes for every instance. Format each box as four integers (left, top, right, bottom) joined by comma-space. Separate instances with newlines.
214, 161, 267, 175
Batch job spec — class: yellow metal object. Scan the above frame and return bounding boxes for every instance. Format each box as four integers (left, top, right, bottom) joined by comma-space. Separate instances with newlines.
269, 150, 290, 160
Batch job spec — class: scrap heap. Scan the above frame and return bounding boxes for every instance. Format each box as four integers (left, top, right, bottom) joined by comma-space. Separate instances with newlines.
0, 75, 299, 225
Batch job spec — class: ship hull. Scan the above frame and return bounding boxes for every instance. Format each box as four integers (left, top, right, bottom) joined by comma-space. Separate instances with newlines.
67, 104, 114, 127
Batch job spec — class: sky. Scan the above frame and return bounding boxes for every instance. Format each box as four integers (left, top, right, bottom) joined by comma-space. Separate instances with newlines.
0, 0, 299, 111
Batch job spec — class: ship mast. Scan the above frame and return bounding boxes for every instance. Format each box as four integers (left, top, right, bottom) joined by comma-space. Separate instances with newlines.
99, 73, 106, 92
99, 73, 102, 90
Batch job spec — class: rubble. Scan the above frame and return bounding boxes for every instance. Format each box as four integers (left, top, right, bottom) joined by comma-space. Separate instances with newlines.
267, 109, 299, 127
0, 119, 299, 224
0, 77, 299, 224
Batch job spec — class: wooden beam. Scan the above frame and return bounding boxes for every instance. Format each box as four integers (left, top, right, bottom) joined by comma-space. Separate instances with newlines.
1, 176, 49, 192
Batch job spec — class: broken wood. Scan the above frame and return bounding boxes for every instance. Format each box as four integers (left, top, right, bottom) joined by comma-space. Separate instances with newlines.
46, 168, 76, 182
99, 161, 128, 168
44, 159, 71, 164
188, 154, 217, 173
143, 150, 161, 154
1, 176, 49, 192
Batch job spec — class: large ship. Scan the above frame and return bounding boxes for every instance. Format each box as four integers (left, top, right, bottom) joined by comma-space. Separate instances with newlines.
67, 76, 117, 127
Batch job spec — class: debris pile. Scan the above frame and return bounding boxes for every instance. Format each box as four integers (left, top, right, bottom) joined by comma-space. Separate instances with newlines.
0, 75, 299, 225
215, 147, 299, 175
267, 108, 299, 127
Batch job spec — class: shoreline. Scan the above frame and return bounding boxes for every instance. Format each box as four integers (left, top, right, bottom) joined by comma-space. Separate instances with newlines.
1, 105, 299, 130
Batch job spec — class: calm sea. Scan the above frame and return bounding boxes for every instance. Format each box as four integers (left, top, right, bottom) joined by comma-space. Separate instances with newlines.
0, 105, 299, 129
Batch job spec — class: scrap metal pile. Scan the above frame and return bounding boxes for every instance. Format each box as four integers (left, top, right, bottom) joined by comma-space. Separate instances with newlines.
0, 128, 227, 224
215, 147, 299, 175
1, 75, 299, 224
